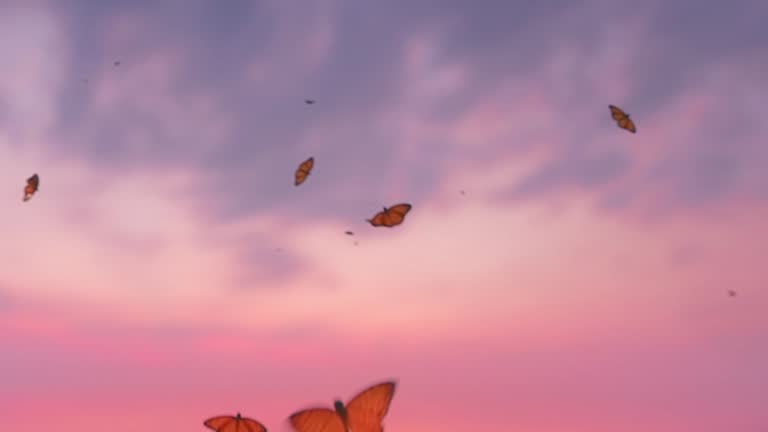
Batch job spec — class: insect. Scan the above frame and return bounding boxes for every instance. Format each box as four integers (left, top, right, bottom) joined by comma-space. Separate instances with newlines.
728, 290, 737, 297
114, 61, 120, 67
23, 174, 39, 202
295, 157, 315, 186
609, 105, 636, 133
204, 413, 267, 432
367, 204, 412, 228
305, 99, 315, 104
289, 381, 396, 432
345, 231, 354, 236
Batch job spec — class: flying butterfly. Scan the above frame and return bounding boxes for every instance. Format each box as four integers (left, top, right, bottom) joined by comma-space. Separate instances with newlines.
204, 413, 267, 432
345, 231, 355, 236
289, 380, 396, 432
305, 99, 316, 105
609, 105, 636, 133
295, 157, 315, 186
23, 174, 39, 202
367, 204, 412, 228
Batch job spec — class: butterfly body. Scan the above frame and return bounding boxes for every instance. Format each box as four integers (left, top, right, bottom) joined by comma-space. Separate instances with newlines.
333, 401, 348, 424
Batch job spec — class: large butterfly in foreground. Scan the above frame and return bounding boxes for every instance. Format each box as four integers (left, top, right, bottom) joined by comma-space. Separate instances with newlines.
204, 413, 267, 432
23, 173, 39, 202
609, 104, 636, 133
295, 157, 315, 186
289, 381, 396, 432
367, 203, 411, 228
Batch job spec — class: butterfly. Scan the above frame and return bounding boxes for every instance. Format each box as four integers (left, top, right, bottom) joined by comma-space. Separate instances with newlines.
295, 157, 315, 186
345, 231, 355, 236
114, 61, 121, 67
23, 174, 39, 202
609, 105, 636, 133
305, 99, 316, 104
367, 204, 412, 228
289, 381, 396, 432
728, 290, 737, 297
204, 413, 267, 432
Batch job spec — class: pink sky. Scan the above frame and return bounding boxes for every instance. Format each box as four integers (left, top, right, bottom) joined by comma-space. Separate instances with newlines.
0, 0, 767, 431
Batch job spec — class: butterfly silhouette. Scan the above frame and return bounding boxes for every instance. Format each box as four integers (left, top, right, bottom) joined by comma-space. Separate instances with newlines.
295, 157, 315, 186
609, 105, 636, 133
204, 413, 267, 432
367, 204, 411, 228
289, 381, 396, 432
23, 174, 39, 202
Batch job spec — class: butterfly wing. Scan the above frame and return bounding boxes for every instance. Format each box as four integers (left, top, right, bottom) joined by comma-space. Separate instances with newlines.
345, 382, 396, 432
240, 418, 269, 432
367, 209, 388, 227
387, 204, 411, 225
204, 416, 235, 432
608, 105, 626, 121
619, 117, 637, 133
295, 157, 315, 186
289, 408, 345, 432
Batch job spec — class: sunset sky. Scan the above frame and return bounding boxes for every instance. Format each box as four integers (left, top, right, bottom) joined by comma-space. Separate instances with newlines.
1, 0, 767, 431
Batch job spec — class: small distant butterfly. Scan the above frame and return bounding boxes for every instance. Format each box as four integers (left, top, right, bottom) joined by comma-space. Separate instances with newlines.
609, 105, 636, 133
114, 61, 121, 66
305, 99, 315, 104
295, 157, 314, 186
204, 413, 267, 432
367, 204, 412, 228
23, 174, 39, 202
289, 381, 396, 432
728, 290, 737, 297
345, 231, 354, 236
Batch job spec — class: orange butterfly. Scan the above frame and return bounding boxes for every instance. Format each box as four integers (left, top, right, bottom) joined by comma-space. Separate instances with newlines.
609, 105, 636, 133
367, 204, 412, 228
23, 173, 39, 202
204, 413, 267, 432
289, 381, 396, 432
295, 157, 315, 186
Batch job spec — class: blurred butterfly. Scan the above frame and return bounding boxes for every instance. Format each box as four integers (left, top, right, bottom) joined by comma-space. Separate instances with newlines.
289, 381, 396, 432
23, 174, 39, 202
114, 61, 120, 66
305, 99, 316, 104
345, 231, 354, 236
204, 413, 267, 432
728, 290, 737, 297
609, 105, 636, 133
295, 157, 314, 186
367, 204, 412, 228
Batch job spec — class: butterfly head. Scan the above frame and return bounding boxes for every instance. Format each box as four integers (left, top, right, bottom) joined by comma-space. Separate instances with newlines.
235, 413, 242, 420
333, 400, 347, 418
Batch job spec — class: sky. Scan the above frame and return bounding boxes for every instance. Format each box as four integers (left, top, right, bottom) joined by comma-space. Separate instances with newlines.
0, 0, 767, 431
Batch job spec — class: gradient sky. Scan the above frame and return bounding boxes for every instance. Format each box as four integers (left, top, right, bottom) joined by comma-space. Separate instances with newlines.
1, 0, 767, 431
